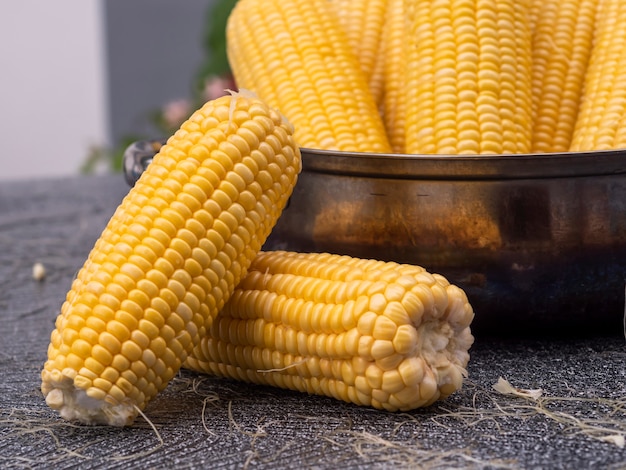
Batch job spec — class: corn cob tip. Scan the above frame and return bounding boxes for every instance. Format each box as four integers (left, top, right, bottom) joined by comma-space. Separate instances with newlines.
42, 371, 136, 426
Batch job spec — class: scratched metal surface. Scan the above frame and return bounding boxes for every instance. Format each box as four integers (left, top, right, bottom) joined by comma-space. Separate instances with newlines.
1, 174, 625, 469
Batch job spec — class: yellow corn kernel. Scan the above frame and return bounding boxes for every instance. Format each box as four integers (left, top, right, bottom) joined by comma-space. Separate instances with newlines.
41, 91, 301, 426
570, 0, 626, 151
404, 0, 533, 155
226, 0, 391, 153
331, 0, 388, 105
531, 0, 598, 153
184, 251, 474, 412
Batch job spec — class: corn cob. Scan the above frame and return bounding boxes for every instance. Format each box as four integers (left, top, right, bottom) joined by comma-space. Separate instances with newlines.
528, 0, 540, 34
331, 0, 388, 105
530, 0, 598, 153
570, 0, 626, 151
403, 0, 533, 155
370, 35, 387, 107
184, 251, 474, 411
41, 91, 302, 426
381, 0, 407, 153
226, 0, 392, 153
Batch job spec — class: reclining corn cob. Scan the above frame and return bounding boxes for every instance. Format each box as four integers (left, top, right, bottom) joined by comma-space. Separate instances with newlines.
226, 0, 391, 153
404, 0, 533, 155
184, 251, 474, 411
530, 0, 598, 153
570, 0, 626, 151
41, 91, 302, 426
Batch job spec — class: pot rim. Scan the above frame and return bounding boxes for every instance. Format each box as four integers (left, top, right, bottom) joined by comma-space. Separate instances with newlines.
300, 147, 626, 180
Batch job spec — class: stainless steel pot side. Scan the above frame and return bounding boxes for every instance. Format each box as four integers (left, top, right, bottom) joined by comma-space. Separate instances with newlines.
124, 142, 626, 337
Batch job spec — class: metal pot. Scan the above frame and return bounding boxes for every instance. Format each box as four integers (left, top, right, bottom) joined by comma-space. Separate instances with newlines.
125, 142, 626, 337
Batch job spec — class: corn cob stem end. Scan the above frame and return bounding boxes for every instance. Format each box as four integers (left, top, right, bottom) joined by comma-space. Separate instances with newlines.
42, 370, 137, 426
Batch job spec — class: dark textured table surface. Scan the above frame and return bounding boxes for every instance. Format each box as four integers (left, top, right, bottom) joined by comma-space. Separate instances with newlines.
1, 174, 626, 469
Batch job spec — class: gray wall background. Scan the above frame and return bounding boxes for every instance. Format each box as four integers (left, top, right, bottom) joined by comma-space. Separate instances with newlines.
104, 0, 215, 145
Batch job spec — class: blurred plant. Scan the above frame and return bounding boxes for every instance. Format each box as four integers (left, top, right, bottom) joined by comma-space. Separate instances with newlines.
83, 0, 238, 174
194, 0, 237, 96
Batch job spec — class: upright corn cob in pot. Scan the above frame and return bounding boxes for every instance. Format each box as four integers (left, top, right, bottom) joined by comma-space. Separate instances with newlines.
41, 91, 301, 426
185, 251, 474, 412
570, 0, 626, 150
381, 0, 408, 154
404, 0, 533, 155
330, 0, 388, 105
530, 0, 598, 153
226, 0, 391, 153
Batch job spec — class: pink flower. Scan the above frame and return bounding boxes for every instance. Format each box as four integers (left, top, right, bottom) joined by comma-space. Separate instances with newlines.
203, 75, 236, 101
162, 99, 191, 129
